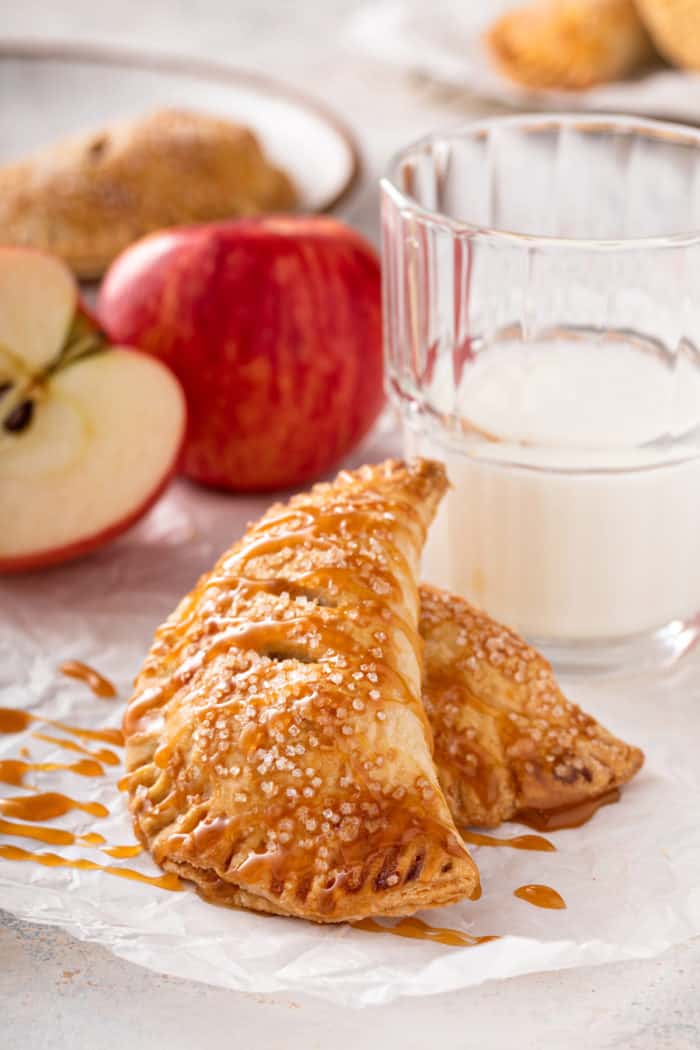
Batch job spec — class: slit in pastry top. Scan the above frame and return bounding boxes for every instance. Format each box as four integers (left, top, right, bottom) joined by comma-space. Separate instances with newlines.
123, 459, 480, 922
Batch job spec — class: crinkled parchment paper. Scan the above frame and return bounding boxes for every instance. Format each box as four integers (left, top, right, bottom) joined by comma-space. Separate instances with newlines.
1, 428, 699, 1006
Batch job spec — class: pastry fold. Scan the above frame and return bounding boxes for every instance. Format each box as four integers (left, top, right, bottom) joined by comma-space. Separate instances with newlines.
420, 584, 644, 829
124, 460, 480, 922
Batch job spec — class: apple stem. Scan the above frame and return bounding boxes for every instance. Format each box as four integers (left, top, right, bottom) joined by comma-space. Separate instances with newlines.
0, 316, 107, 436
46, 329, 106, 378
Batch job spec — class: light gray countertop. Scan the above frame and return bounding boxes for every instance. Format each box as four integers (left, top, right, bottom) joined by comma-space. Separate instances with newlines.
3, 910, 700, 1050
1, 1, 698, 1045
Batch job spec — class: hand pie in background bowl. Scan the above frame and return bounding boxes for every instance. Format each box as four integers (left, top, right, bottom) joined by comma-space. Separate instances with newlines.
0, 43, 360, 279
349, 0, 700, 123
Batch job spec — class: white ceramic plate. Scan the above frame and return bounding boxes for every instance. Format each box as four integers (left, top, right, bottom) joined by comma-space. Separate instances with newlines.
350, 0, 700, 124
0, 42, 361, 214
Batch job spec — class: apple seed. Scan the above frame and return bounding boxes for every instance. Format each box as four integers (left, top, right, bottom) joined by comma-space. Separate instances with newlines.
3, 399, 34, 434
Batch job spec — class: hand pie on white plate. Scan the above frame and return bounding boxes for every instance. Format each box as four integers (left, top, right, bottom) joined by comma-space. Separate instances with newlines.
420, 584, 644, 830
123, 460, 480, 922
0, 108, 297, 279
486, 0, 655, 90
635, 0, 700, 70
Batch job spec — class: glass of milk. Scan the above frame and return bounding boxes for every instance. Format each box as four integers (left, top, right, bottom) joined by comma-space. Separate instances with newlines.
381, 114, 700, 673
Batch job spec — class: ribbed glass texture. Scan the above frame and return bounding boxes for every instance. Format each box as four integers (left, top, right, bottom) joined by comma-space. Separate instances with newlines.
381, 114, 700, 445
381, 115, 700, 667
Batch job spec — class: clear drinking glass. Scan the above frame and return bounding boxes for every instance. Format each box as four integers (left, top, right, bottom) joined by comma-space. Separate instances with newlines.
381, 114, 700, 673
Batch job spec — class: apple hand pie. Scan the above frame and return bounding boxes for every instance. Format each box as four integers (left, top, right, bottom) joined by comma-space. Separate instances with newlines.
0, 108, 297, 279
420, 585, 644, 829
635, 0, 700, 70
123, 460, 480, 922
486, 0, 655, 91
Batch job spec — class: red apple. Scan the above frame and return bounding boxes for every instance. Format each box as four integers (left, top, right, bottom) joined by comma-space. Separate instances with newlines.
97, 216, 384, 491
0, 247, 186, 572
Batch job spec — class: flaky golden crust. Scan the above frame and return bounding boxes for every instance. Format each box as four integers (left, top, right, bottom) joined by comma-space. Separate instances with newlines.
123, 460, 479, 923
487, 0, 655, 90
636, 0, 700, 70
0, 108, 297, 278
419, 584, 644, 828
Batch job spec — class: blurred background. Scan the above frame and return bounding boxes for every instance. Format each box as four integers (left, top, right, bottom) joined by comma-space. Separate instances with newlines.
0, 0, 501, 244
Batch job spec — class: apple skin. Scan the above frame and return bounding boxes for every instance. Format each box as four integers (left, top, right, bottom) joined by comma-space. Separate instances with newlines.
97, 216, 384, 491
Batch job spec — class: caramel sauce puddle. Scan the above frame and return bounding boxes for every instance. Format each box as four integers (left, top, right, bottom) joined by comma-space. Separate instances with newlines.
515, 788, 621, 832
59, 661, 117, 699
514, 884, 566, 910
353, 916, 498, 948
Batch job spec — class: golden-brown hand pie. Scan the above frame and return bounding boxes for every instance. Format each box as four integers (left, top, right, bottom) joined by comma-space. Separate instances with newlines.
420, 584, 644, 829
486, 0, 655, 90
0, 108, 297, 279
635, 0, 700, 70
123, 460, 480, 922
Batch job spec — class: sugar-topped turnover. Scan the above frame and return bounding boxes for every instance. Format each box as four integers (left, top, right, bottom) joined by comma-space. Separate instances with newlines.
123, 460, 479, 922
420, 584, 644, 829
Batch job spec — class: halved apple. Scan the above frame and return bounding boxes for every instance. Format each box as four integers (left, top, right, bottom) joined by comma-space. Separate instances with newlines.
0, 247, 186, 572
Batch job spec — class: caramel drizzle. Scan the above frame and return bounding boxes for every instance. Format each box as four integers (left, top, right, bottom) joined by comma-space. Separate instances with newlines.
0, 707, 123, 747
0, 845, 179, 892
353, 916, 498, 948
249, 498, 423, 552
462, 830, 555, 852
59, 660, 117, 699
79, 832, 107, 846
424, 662, 626, 833
422, 676, 505, 811
0, 817, 75, 847
0, 818, 141, 859
515, 788, 621, 832
122, 480, 480, 902
0, 696, 153, 880
31, 732, 120, 767
0, 758, 104, 786
215, 805, 476, 914
514, 884, 566, 910
176, 498, 418, 633
217, 569, 422, 653
0, 792, 109, 821
101, 844, 143, 859
173, 497, 420, 643
125, 607, 420, 736
125, 490, 429, 738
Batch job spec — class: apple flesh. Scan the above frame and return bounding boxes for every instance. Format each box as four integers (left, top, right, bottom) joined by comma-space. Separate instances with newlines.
97, 216, 384, 491
0, 247, 186, 572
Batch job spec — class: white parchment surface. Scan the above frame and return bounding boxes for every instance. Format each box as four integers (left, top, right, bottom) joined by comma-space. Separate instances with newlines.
1, 429, 699, 1006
